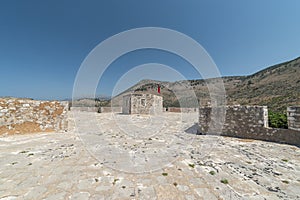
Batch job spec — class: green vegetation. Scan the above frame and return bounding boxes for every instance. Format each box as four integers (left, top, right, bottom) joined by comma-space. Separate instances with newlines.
112, 178, 119, 185
209, 171, 216, 175
19, 150, 29, 154
220, 179, 229, 184
268, 111, 288, 129
173, 182, 178, 187
188, 164, 195, 168
162, 172, 168, 176
282, 180, 289, 184
282, 159, 288, 162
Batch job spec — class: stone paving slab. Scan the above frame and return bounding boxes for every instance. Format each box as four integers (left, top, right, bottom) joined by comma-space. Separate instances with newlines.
0, 112, 299, 199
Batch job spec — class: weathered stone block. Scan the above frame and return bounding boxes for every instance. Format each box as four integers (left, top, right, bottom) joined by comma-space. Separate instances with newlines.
1, 109, 8, 113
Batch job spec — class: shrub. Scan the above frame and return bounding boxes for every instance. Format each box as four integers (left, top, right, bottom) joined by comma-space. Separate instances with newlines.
268, 111, 288, 129
162, 173, 168, 176
188, 164, 195, 168
209, 171, 216, 175
220, 179, 229, 184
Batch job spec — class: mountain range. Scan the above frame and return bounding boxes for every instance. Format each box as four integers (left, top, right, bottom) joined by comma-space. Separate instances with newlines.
109, 57, 300, 113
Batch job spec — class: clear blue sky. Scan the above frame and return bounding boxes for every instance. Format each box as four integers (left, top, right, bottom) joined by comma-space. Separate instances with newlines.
0, 0, 299, 100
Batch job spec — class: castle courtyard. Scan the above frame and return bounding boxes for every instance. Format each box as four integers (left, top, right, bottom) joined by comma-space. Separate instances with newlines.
0, 112, 299, 200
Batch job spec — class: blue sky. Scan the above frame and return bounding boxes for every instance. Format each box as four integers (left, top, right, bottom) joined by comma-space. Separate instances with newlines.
0, 0, 299, 100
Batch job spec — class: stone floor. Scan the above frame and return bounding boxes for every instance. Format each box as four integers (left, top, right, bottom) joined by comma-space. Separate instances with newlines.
0, 112, 299, 200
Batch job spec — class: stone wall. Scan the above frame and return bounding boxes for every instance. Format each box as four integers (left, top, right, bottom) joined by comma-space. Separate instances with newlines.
70, 106, 122, 113
122, 95, 130, 114
70, 107, 98, 112
198, 105, 300, 146
167, 107, 199, 113
199, 106, 268, 134
99, 107, 122, 113
0, 98, 68, 135
287, 106, 300, 131
167, 107, 181, 112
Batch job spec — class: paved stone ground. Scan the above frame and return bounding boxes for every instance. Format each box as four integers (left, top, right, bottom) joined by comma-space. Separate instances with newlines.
0, 112, 299, 200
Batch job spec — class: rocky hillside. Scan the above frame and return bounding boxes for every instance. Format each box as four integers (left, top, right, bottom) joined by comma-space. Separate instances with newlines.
111, 57, 300, 112
225, 57, 300, 112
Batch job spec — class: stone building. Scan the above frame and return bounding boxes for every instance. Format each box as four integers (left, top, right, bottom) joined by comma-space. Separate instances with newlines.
122, 93, 163, 115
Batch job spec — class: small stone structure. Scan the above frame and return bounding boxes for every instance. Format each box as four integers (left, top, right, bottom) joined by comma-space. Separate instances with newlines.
288, 106, 300, 131
198, 105, 300, 146
123, 93, 163, 114
0, 98, 68, 135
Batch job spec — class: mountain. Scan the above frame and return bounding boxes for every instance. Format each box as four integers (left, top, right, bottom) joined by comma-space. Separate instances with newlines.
224, 57, 300, 112
110, 57, 300, 113
70, 95, 111, 107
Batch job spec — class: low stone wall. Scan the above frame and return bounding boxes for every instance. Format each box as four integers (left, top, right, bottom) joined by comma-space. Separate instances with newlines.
99, 107, 122, 113
167, 107, 181, 112
167, 107, 199, 113
288, 106, 300, 131
0, 98, 68, 135
198, 106, 300, 146
70, 107, 123, 113
70, 107, 98, 112
199, 106, 268, 134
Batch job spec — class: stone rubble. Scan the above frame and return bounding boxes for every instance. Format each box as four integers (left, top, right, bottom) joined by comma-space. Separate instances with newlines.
0, 98, 68, 135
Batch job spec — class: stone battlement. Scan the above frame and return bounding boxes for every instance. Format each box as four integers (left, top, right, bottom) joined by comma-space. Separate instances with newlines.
287, 106, 300, 131
198, 105, 300, 146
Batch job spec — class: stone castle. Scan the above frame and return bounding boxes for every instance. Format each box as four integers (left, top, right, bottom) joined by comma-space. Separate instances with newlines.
0, 96, 299, 145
